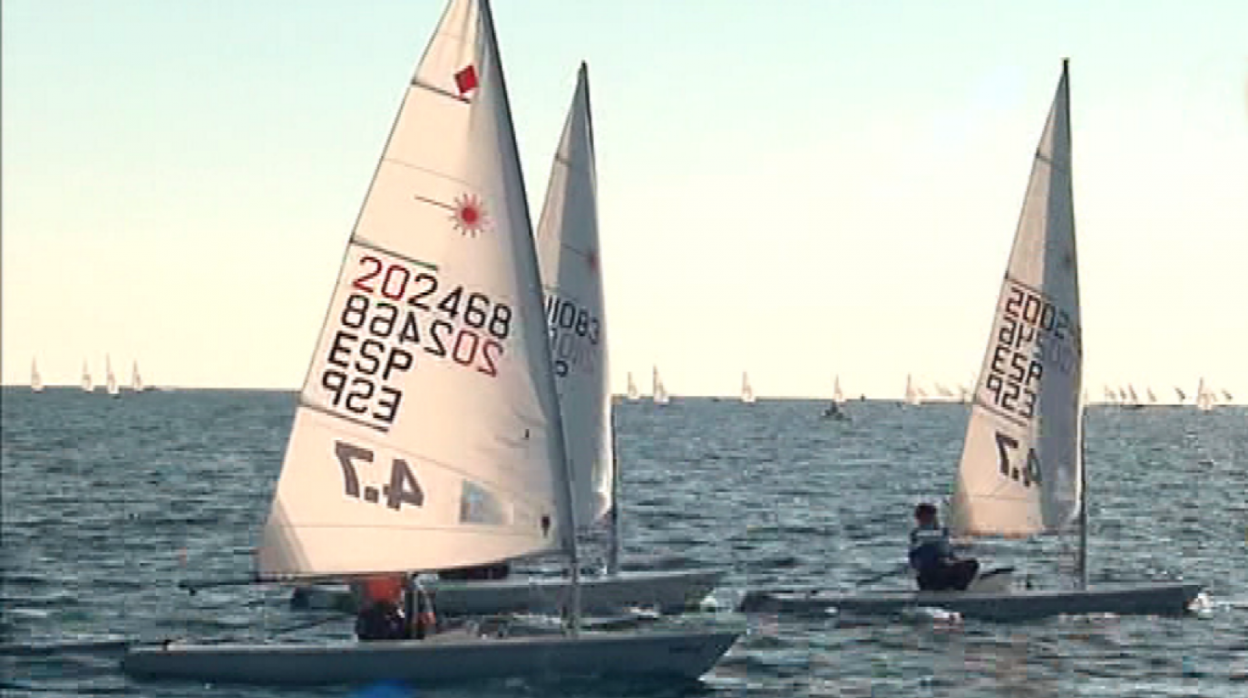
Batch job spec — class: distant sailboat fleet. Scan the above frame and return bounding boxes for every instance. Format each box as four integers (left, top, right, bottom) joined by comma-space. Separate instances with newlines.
27, 357, 154, 394
604, 369, 1235, 410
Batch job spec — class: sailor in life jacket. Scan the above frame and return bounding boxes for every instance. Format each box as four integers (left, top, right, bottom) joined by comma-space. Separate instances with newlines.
908, 503, 979, 591
355, 574, 407, 641
354, 575, 438, 641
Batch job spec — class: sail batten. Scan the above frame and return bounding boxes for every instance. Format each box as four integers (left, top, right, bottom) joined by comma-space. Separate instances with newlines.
257, 0, 572, 579
951, 62, 1082, 539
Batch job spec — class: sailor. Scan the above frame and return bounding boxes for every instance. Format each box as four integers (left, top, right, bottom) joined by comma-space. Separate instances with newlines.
354, 574, 409, 641
908, 503, 979, 591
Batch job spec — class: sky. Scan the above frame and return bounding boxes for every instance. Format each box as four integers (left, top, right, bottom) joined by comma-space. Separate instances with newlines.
3, 0, 1246, 399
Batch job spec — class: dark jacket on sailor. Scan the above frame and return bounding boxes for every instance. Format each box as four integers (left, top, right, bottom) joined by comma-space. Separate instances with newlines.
908, 522, 955, 572
355, 601, 408, 641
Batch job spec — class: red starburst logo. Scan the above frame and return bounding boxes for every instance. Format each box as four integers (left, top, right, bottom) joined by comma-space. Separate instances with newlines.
450, 193, 489, 236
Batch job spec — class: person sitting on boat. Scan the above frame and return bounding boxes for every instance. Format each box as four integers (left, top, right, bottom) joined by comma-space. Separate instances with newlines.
908, 503, 979, 592
355, 574, 409, 641
355, 575, 440, 641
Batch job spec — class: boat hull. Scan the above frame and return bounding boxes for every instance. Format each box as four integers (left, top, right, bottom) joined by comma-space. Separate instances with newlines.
291, 568, 723, 616
738, 582, 1202, 622
122, 629, 739, 685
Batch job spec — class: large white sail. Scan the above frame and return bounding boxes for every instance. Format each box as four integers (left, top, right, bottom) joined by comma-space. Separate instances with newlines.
31, 359, 43, 393
534, 63, 613, 529
258, 0, 572, 579
951, 61, 1082, 538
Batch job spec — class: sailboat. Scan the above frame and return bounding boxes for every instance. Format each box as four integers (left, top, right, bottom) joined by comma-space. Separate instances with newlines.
1195, 378, 1215, 412
822, 376, 848, 420
81, 361, 93, 392
903, 374, 922, 406
1123, 384, 1143, 410
1174, 386, 1187, 403
104, 355, 120, 398
31, 359, 44, 393
652, 366, 670, 405
292, 63, 722, 618
739, 61, 1200, 622
131, 361, 146, 392
626, 372, 640, 401
740, 372, 755, 404
123, 0, 736, 684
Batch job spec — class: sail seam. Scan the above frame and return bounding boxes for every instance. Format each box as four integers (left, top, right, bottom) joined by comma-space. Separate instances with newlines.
410, 78, 471, 104
972, 397, 1029, 429
381, 157, 478, 190
298, 402, 390, 433
349, 238, 439, 272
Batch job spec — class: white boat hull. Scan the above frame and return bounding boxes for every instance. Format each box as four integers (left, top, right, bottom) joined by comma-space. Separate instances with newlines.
738, 582, 1202, 622
291, 568, 723, 616
122, 629, 739, 685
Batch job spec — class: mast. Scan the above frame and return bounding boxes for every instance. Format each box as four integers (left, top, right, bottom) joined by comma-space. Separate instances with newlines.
607, 411, 621, 575
1066, 57, 1088, 591
480, 0, 581, 632
1077, 402, 1088, 590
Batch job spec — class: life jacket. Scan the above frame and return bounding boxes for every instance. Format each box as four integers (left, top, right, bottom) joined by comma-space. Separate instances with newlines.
362, 575, 404, 606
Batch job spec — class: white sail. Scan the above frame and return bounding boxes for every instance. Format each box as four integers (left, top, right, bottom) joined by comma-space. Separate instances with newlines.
625, 372, 639, 401
904, 374, 921, 405
81, 361, 93, 392
833, 375, 845, 405
1174, 386, 1186, 402
257, 0, 573, 579
951, 62, 1081, 538
740, 372, 755, 403
1195, 378, 1214, 412
1146, 387, 1157, 403
31, 359, 44, 393
652, 366, 669, 405
105, 356, 120, 396
534, 63, 613, 529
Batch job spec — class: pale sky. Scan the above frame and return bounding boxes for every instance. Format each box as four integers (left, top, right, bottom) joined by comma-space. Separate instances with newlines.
3, 0, 1246, 399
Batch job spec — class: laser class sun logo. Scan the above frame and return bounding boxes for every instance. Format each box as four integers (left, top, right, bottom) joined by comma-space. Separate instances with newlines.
450, 193, 489, 236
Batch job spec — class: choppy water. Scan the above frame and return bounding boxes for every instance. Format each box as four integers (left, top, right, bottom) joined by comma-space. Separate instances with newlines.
2, 388, 1245, 697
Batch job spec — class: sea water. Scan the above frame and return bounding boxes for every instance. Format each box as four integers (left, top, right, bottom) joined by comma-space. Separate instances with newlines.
2, 388, 1245, 697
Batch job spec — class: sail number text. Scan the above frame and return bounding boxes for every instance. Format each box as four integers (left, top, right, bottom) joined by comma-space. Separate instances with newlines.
334, 440, 424, 510
544, 293, 600, 378
994, 431, 1042, 488
983, 283, 1081, 421
317, 255, 514, 430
